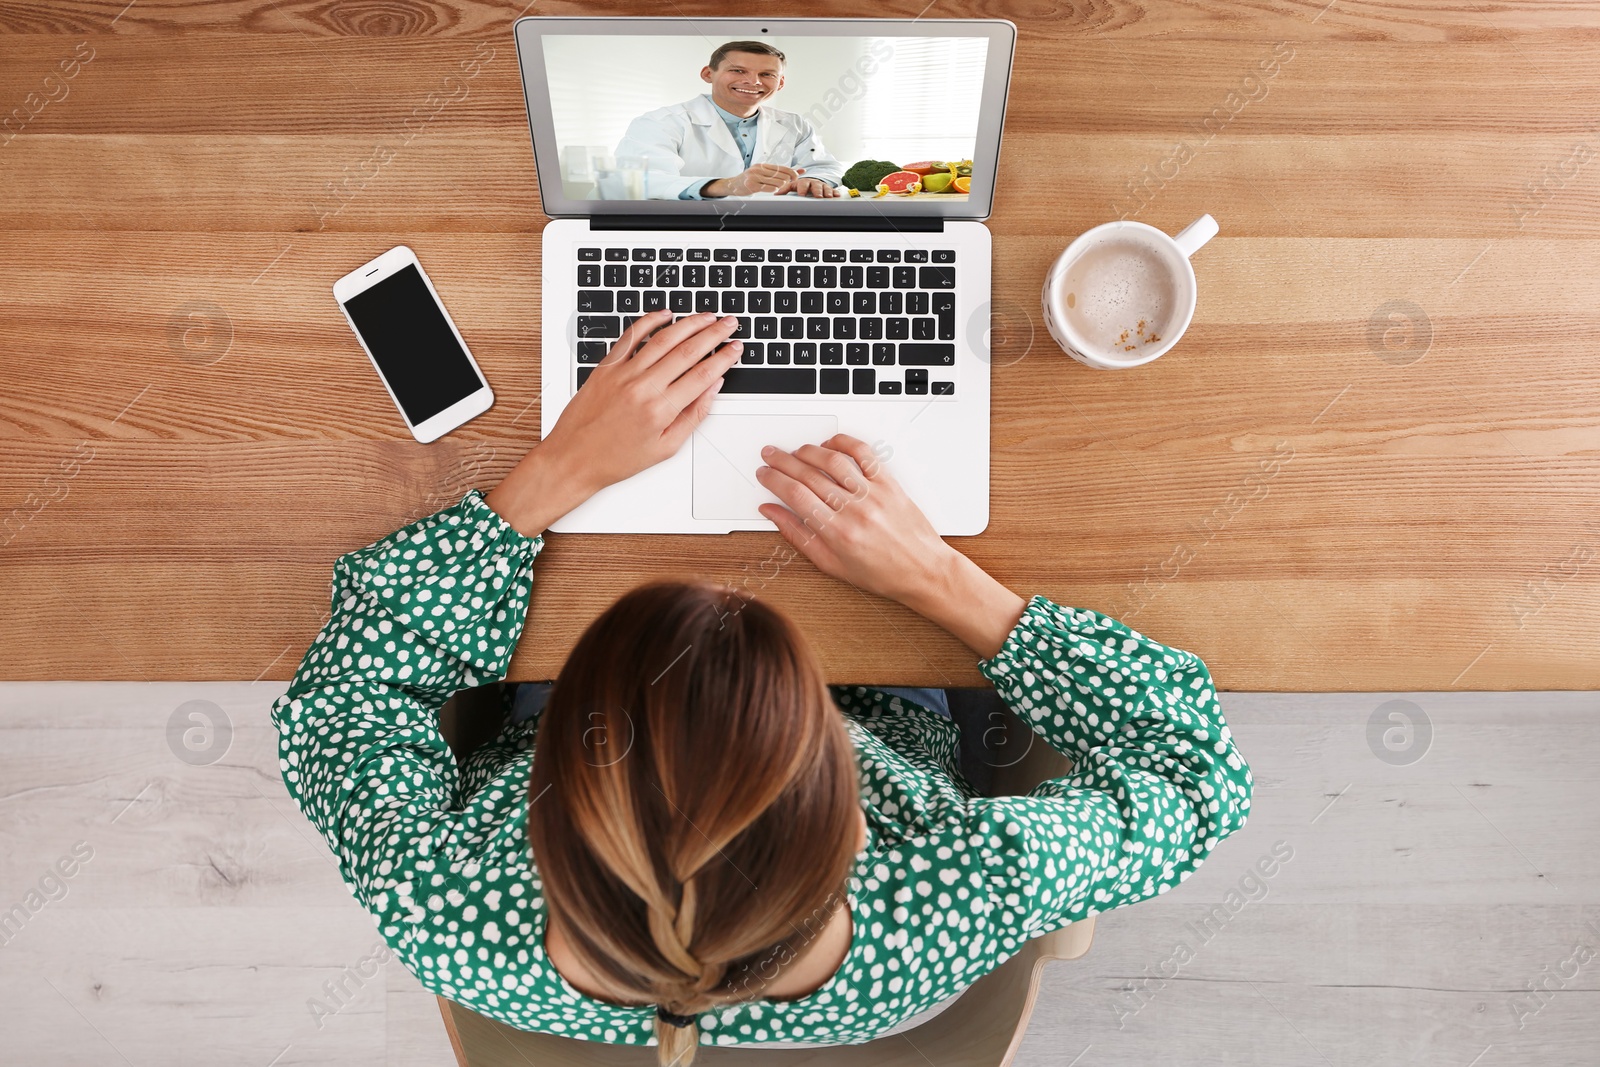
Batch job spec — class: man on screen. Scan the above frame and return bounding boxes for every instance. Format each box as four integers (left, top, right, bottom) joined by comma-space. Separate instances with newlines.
613, 40, 845, 199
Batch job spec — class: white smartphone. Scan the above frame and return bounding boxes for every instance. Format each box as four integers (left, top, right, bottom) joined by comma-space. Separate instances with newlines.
333, 245, 493, 443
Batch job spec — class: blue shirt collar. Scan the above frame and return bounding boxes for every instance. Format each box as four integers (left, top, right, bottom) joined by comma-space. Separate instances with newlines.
705, 94, 759, 126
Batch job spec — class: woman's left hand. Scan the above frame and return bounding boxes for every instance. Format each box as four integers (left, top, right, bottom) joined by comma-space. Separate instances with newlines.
486, 310, 743, 536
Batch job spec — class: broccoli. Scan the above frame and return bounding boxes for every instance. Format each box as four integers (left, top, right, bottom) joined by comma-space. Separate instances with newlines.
841, 160, 900, 192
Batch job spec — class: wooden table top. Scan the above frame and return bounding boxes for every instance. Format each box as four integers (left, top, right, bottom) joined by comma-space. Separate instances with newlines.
2, 2, 1597, 689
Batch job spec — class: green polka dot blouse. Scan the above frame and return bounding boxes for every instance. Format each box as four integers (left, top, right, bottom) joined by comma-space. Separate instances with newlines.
271, 490, 1253, 1047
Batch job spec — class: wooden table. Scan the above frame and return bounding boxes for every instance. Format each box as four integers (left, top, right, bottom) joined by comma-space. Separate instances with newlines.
2, 2, 1596, 689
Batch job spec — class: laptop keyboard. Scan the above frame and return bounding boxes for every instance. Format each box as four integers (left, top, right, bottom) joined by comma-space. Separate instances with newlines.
573, 246, 958, 398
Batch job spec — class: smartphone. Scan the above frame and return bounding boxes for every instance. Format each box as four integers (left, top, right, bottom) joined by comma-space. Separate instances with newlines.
333, 246, 493, 443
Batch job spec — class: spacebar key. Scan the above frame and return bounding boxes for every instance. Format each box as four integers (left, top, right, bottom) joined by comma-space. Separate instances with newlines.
718, 368, 816, 393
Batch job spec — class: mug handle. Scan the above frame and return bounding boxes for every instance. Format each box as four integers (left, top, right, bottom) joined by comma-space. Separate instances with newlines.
1173, 214, 1219, 258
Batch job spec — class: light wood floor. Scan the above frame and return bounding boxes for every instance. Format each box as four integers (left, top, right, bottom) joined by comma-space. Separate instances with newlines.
1, 684, 1593, 1065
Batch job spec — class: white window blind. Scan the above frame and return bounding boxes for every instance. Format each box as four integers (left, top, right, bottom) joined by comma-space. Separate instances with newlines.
861, 36, 986, 162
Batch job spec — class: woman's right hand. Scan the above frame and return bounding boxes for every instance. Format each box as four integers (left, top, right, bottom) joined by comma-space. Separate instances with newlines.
755, 434, 1027, 658
755, 434, 952, 605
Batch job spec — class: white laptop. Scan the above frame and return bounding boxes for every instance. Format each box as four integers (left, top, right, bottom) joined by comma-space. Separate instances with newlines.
512, 16, 1016, 534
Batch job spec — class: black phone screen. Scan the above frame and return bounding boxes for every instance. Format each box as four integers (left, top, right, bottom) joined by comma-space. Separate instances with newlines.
343, 263, 485, 425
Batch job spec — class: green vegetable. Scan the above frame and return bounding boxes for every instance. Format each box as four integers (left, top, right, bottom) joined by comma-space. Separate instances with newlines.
841, 159, 900, 192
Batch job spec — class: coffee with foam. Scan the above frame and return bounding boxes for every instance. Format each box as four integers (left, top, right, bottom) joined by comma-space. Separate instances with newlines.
1042, 214, 1216, 370
1058, 239, 1182, 359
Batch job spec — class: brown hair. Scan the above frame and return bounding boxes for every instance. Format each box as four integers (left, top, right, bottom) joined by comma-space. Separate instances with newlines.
528, 581, 860, 1065
709, 40, 786, 71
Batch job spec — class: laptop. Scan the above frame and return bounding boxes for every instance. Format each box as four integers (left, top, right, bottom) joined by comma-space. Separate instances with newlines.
512, 17, 1017, 534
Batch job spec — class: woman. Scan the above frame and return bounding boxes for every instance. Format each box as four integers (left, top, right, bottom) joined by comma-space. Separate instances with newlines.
271, 310, 1253, 1064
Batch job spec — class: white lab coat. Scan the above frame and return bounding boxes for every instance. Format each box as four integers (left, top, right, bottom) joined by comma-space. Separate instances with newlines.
610, 94, 845, 200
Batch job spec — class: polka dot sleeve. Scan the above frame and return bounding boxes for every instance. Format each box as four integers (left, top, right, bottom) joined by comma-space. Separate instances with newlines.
970, 595, 1253, 935
268, 490, 542, 908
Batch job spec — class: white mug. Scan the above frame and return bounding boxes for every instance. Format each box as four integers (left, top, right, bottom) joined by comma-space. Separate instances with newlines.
1041, 214, 1218, 369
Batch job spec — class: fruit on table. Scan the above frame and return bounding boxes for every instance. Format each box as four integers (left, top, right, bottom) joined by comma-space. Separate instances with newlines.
845, 157, 975, 193
842, 159, 901, 191
875, 170, 923, 194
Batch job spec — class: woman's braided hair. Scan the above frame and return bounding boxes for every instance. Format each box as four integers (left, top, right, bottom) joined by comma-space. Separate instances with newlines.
528, 581, 861, 1065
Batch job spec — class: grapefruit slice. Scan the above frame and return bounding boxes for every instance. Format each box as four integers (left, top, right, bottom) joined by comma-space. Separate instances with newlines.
876, 170, 923, 194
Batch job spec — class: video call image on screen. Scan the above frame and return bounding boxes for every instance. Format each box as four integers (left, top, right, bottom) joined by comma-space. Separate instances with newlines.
541, 35, 987, 202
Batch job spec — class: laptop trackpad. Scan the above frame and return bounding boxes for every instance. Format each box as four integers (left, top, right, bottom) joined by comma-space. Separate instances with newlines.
692, 414, 839, 521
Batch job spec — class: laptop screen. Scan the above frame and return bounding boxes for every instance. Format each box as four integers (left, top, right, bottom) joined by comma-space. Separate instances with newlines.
514, 19, 1015, 220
